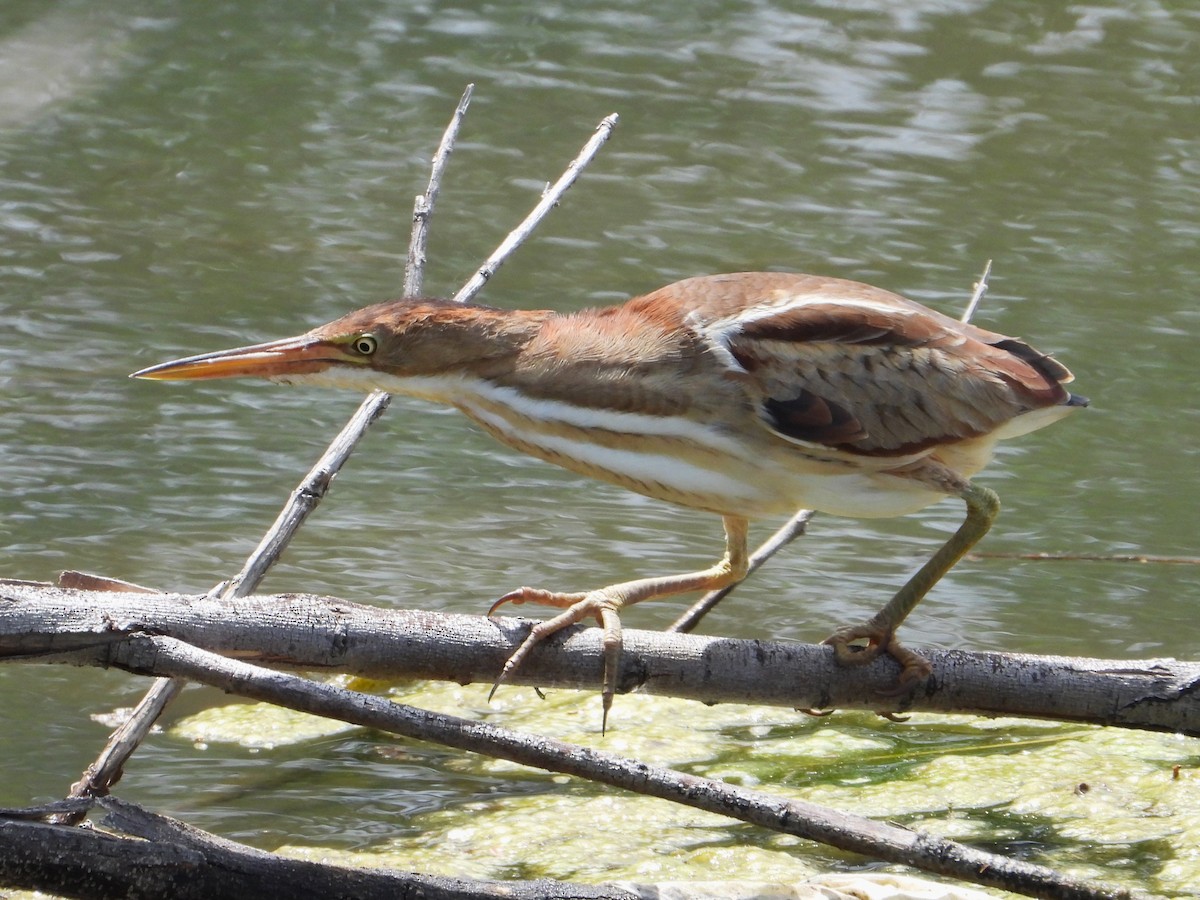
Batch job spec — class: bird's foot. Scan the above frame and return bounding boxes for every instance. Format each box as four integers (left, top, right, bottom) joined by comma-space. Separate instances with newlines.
488, 588, 625, 733
822, 620, 891, 666
823, 621, 932, 694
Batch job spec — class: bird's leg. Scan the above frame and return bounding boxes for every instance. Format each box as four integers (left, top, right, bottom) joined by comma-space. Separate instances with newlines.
824, 479, 1001, 688
489, 516, 751, 730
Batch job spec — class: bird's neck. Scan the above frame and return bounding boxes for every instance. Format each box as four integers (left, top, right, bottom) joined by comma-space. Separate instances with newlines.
355, 298, 700, 414
417, 305, 554, 378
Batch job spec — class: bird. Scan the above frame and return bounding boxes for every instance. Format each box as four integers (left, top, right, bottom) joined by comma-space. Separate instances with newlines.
132, 271, 1086, 725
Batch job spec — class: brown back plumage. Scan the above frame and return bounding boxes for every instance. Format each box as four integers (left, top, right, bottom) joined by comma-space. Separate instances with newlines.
639, 272, 1083, 457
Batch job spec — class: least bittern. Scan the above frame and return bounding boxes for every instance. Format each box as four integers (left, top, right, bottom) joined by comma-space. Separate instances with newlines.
133, 272, 1086, 725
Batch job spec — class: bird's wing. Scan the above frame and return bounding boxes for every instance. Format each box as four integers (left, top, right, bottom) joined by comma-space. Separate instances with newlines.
699, 282, 1073, 457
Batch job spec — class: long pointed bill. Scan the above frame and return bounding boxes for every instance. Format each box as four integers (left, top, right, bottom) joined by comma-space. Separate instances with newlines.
131, 335, 345, 381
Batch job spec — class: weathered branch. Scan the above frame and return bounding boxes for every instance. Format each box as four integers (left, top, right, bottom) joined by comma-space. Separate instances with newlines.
3, 582, 1195, 735
405, 83, 474, 299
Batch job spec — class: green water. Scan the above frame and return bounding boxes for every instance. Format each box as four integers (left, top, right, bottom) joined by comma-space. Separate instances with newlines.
1, 1, 1197, 894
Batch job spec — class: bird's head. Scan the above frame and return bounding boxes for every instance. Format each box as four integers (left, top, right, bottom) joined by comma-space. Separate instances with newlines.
132, 298, 544, 390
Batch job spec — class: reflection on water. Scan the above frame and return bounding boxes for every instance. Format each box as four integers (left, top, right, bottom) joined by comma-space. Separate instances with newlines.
1, 0, 1196, 890
0, 6, 132, 128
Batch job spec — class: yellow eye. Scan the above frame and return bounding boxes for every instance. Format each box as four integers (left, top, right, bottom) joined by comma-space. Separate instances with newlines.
352, 334, 378, 356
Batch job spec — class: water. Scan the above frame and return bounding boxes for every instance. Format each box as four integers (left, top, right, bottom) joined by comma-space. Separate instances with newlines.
1, 0, 1197, 892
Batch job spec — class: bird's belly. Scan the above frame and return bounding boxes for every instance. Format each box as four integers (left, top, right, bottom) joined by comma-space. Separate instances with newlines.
454, 392, 945, 520
762, 469, 945, 519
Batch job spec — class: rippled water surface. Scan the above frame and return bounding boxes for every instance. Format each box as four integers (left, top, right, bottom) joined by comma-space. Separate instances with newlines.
2, 0, 1197, 892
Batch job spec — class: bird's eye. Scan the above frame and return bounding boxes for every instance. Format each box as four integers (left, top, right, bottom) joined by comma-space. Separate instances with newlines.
352, 334, 378, 356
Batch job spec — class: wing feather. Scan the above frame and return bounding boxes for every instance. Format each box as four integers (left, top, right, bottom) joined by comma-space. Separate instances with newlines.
694, 279, 1076, 457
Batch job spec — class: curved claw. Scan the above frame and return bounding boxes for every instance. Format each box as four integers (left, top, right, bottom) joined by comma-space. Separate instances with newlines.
488, 590, 625, 733
487, 590, 523, 618
488, 586, 588, 617
597, 606, 622, 734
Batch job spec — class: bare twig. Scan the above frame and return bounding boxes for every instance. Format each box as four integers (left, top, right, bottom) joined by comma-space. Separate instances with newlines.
667, 509, 814, 633
405, 84, 474, 299
59, 389, 397, 816
56, 572, 158, 593
212, 90, 479, 601
451, 113, 619, 305
970, 551, 1199, 565
54, 672, 183, 823
104, 634, 1137, 900
960, 258, 992, 324
209, 88, 481, 601
210, 396, 394, 600
53, 574, 180, 821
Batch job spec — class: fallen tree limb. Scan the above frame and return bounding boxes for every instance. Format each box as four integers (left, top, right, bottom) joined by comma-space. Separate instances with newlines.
3, 581, 1196, 735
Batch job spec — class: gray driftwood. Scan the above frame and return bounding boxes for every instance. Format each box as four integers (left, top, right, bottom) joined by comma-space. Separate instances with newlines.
2, 581, 1196, 735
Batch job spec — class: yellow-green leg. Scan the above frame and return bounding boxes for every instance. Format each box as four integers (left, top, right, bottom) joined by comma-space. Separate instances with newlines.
490, 516, 751, 731
825, 481, 1001, 685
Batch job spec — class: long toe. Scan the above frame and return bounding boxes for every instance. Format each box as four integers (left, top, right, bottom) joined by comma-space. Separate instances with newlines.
823, 621, 890, 666
488, 586, 589, 616
874, 637, 933, 697
490, 591, 623, 724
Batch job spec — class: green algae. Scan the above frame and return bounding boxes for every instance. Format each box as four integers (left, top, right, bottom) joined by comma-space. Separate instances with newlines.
170, 680, 1199, 895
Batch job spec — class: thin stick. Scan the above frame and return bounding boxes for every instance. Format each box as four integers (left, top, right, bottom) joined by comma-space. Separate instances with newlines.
667, 509, 814, 633
54, 675, 184, 824
961, 258, 993, 324
405, 84, 473, 299
111, 635, 1138, 900
58, 387, 397, 817
451, 113, 619, 305
221, 85, 478, 602
211, 395, 394, 599
215, 87, 479, 594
